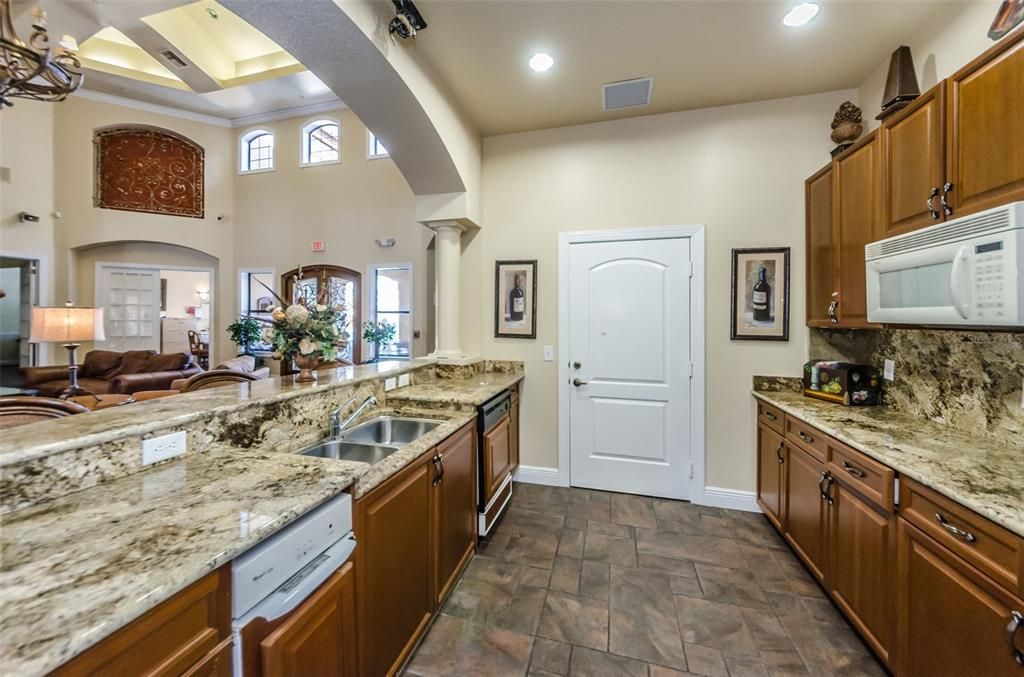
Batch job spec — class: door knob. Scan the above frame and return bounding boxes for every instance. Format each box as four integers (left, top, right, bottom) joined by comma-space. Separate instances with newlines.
573, 378, 589, 387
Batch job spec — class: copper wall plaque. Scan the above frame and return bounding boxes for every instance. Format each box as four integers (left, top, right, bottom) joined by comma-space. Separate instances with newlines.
95, 127, 204, 218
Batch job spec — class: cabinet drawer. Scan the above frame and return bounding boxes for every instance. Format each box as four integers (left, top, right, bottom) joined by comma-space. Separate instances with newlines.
900, 477, 1023, 596
785, 417, 828, 462
757, 400, 784, 434
827, 440, 894, 511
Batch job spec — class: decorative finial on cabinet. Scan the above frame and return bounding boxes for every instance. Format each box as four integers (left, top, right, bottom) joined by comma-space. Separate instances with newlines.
876, 45, 920, 121
829, 101, 863, 157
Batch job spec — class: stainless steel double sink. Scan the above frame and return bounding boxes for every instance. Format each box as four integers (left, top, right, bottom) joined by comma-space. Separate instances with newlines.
300, 415, 441, 464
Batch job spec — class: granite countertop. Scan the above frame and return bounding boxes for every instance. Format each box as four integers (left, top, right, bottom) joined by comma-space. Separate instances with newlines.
387, 371, 524, 407
753, 391, 1024, 538
0, 447, 368, 677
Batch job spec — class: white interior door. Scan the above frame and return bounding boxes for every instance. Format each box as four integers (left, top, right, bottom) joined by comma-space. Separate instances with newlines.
568, 237, 692, 499
98, 266, 161, 352
18, 262, 37, 367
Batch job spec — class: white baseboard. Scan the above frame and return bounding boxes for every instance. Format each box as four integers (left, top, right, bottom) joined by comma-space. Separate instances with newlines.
698, 486, 761, 513
514, 465, 561, 487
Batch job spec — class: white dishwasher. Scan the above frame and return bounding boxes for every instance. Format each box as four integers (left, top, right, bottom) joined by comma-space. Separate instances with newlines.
231, 492, 356, 676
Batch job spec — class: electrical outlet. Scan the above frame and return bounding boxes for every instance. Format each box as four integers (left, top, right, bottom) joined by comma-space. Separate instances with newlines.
398, 373, 410, 387
384, 377, 397, 391
142, 430, 187, 466
883, 359, 895, 381
543, 345, 555, 362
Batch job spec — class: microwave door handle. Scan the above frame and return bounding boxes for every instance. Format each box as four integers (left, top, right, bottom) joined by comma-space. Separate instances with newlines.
949, 246, 970, 319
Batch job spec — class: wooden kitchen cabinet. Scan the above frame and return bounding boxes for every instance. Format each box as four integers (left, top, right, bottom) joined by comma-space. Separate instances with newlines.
509, 386, 520, 474
879, 82, 947, 237
783, 442, 828, 582
831, 132, 881, 328
946, 27, 1024, 218
354, 452, 434, 677
432, 422, 477, 607
805, 163, 836, 327
51, 566, 231, 677
896, 518, 1024, 676
482, 413, 512, 505
260, 562, 357, 677
756, 422, 785, 530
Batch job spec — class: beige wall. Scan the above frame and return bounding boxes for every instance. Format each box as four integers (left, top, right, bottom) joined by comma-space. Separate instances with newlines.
160, 269, 212, 331
232, 108, 434, 359
857, 2, 998, 130
475, 89, 855, 492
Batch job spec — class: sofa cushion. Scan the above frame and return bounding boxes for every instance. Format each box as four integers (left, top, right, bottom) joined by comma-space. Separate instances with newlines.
215, 355, 256, 373
144, 352, 191, 372
35, 377, 112, 398
116, 350, 156, 376
81, 350, 124, 379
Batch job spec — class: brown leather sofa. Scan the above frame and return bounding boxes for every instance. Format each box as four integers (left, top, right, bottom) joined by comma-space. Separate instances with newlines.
22, 350, 203, 397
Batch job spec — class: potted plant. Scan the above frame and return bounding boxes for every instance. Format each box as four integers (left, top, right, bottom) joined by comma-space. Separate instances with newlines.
362, 319, 397, 362
226, 316, 263, 356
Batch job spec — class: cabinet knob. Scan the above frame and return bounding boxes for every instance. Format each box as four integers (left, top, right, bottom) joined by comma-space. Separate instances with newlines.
927, 187, 941, 220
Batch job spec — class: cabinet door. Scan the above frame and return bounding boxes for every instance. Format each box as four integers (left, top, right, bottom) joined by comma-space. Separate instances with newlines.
897, 518, 1024, 677
880, 82, 946, 237
827, 481, 895, 665
832, 133, 881, 328
261, 562, 357, 677
946, 30, 1024, 217
433, 424, 478, 606
784, 444, 828, 582
805, 164, 836, 327
355, 455, 434, 677
756, 423, 785, 530
509, 388, 520, 473
483, 414, 512, 505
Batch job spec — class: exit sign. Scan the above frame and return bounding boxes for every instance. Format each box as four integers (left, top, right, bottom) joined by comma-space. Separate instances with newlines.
311, 240, 326, 252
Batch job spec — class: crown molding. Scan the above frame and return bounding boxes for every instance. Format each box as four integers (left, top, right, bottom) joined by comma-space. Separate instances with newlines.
229, 100, 349, 128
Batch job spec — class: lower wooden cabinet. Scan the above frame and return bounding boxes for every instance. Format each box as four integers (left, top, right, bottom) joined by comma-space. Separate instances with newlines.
755, 422, 785, 530
482, 413, 512, 505
783, 442, 828, 582
260, 562, 357, 677
897, 518, 1024, 676
51, 566, 231, 677
509, 386, 520, 474
432, 423, 478, 607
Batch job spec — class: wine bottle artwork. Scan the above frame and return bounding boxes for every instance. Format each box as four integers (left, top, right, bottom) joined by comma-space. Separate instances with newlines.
752, 266, 772, 322
495, 260, 538, 339
509, 274, 525, 322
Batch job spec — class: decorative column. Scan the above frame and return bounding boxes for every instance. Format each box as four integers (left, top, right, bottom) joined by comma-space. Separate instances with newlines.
426, 220, 467, 360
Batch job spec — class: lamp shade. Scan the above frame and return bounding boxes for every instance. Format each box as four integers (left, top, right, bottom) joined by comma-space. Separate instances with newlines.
29, 306, 105, 343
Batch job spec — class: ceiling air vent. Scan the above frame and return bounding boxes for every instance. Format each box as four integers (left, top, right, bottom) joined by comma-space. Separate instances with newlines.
159, 49, 189, 69
602, 77, 653, 111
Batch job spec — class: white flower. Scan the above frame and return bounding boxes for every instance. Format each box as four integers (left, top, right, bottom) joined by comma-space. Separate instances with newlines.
298, 338, 318, 355
261, 327, 274, 343
315, 304, 327, 312
284, 304, 309, 326
271, 307, 286, 322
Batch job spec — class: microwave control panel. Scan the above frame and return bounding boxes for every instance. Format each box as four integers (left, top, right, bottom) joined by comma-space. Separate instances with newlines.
973, 241, 1007, 321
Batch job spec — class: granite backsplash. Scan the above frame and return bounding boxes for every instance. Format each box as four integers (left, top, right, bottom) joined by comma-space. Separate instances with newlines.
809, 328, 1023, 447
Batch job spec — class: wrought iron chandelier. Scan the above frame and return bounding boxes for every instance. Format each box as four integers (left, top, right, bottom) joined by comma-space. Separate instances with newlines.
0, 0, 83, 108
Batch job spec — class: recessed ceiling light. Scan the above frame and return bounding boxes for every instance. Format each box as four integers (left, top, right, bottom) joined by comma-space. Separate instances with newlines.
529, 52, 554, 73
783, 2, 820, 27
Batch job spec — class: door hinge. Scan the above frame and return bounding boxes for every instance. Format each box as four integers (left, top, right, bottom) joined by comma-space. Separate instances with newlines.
688, 261, 694, 278
689, 362, 694, 378
689, 462, 694, 479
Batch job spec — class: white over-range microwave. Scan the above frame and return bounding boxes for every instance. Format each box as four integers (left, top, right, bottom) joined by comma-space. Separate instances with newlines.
865, 201, 1024, 327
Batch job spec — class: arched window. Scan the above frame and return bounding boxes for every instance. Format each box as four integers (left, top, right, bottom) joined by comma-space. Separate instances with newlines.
240, 129, 274, 173
301, 119, 341, 166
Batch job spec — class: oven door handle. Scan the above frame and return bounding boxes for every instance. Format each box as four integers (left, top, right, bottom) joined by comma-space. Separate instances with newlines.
949, 245, 970, 320
234, 535, 356, 625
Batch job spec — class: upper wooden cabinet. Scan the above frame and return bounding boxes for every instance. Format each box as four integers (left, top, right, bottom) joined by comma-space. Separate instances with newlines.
832, 132, 881, 329
879, 82, 947, 237
946, 28, 1024, 217
805, 164, 835, 327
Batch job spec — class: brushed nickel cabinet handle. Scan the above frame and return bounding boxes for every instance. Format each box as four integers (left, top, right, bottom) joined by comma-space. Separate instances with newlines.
764, 411, 778, 421
841, 460, 866, 478
927, 187, 940, 219
819, 472, 834, 505
799, 431, 814, 444
432, 454, 443, 486
935, 512, 976, 543
1007, 610, 1024, 665
828, 292, 839, 324
941, 182, 954, 216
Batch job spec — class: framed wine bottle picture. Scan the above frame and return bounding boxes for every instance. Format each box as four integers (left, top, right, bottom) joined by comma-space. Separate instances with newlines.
494, 260, 537, 338
730, 247, 790, 341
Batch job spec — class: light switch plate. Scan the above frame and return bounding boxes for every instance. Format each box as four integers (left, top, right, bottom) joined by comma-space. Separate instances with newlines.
543, 345, 555, 362
398, 373, 410, 387
384, 377, 397, 391
142, 430, 187, 466
883, 359, 895, 381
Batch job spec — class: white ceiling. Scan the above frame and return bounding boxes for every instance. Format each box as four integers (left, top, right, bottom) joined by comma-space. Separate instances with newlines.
405, 0, 974, 136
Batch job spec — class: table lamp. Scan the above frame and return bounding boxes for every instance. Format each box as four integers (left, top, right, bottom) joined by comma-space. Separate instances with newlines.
29, 303, 105, 398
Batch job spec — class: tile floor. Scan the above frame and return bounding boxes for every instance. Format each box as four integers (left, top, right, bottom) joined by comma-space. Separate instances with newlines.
404, 483, 886, 677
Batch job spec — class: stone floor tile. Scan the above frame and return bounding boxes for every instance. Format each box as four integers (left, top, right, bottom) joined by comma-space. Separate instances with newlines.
609, 566, 686, 668
579, 560, 610, 601
725, 655, 771, 677
750, 557, 793, 594
583, 532, 638, 567
442, 577, 547, 635
404, 614, 534, 677
695, 562, 772, 610
462, 556, 549, 595
652, 498, 700, 526
558, 528, 585, 559
673, 596, 757, 657
537, 591, 609, 650
610, 493, 658, 528
505, 506, 567, 535
649, 667, 700, 677
587, 519, 633, 539
530, 637, 572, 675
683, 643, 729, 677
504, 531, 560, 569
569, 647, 648, 677
550, 556, 582, 595
669, 574, 704, 598
638, 553, 698, 578
740, 606, 796, 653
635, 528, 743, 568
569, 500, 612, 523
760, 649, 811, 675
